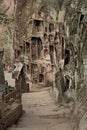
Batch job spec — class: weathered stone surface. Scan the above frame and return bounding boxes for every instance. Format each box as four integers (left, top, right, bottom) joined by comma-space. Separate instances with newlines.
13, 0, 87, 130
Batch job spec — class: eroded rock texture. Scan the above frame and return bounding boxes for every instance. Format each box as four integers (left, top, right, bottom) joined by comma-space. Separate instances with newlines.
14, 0, 87, 130
53, 1, 87, 130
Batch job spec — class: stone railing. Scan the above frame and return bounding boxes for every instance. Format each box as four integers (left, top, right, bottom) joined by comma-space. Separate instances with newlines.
0, 91, 22, 130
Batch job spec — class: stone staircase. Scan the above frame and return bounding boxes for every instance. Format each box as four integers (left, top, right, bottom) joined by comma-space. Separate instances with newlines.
8, 127, 46, 130
7, 90, 72, 130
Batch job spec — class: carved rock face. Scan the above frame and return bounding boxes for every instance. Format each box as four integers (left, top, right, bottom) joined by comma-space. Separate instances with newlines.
0, 50, 4, 60
0, 50, 5, 86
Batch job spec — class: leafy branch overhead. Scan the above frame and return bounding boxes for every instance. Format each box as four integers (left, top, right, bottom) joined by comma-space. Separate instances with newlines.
0, 13, 14, 24
0, 0, 14, 24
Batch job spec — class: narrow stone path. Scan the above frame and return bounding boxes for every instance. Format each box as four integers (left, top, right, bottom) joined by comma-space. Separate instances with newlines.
8, 88, 72, 130
5, 71, 15, 87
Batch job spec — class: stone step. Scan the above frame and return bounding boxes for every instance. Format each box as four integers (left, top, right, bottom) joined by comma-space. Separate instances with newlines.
8, 127, 46, 130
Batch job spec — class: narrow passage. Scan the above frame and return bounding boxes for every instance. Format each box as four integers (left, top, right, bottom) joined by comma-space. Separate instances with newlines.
8, 87, 72, 130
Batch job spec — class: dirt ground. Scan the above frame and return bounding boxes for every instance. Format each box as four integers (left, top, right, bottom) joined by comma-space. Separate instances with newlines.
6, 72, 72, 130
7, 89, 72, 130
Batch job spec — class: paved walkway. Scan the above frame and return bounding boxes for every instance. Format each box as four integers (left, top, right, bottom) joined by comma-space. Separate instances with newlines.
5, 71, 15, 87
8, 88, 72, 130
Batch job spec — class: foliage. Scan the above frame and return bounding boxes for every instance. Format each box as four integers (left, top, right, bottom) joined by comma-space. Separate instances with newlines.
0, 30, 13, 62
0, 13, 14, 24
0, 0, 14, 63
0, 0, 2, 4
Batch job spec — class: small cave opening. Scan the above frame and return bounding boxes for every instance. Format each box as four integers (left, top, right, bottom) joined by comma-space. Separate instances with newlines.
49, 23, 54, 32
25, 42, 30, 54
41, 67, 45, 73
34, 79, 38, 83
64, 50, 70, 66
80, 14, 84, 23
69, 43, 75, 56
62, 37, 65, 59
49, 45, 54, 53
33, 20, 43, 32
49, 35, 54, 42
16, 50, 21, 58
31, 37, 38, 60
63, 77, 70, 92
34, 20, 41, 26
31, 63, 38, 74
45, 27, 47, 32
19, 45, 23, 52
31, 37, 37, 44
27, 65, 30, 74
44, 48, 49, 57
49, 45, 54, 64
44, 33, 47, 39
38, 38, 43, 58
39, 74, 44, 83
55, 32, 59, 40
29, 20, 33, 24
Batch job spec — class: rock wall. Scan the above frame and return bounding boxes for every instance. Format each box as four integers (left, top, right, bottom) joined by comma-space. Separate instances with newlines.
14, 0, 87, 130
52, 1, 87, 130
0, 0, 14, 64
